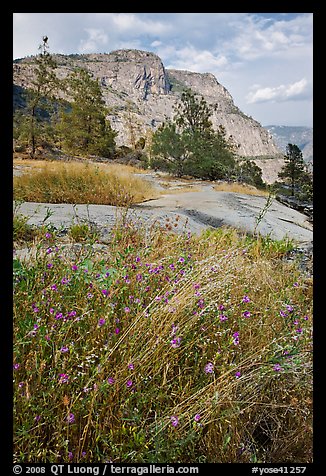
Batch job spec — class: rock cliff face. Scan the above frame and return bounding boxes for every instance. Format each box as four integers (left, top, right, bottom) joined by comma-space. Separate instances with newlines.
13, 48, 282, 161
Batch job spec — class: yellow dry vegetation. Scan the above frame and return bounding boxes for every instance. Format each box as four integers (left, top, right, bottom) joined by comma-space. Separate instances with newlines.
13, 159, 158, 206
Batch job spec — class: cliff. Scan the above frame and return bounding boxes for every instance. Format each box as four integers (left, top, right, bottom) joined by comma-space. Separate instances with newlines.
13, 48, 282, 161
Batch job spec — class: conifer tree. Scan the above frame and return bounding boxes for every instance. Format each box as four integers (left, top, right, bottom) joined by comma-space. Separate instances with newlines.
151, 89, 235, 179
27, 36, 59, 156
58, 69, 117, 157
278, 143, 307, 197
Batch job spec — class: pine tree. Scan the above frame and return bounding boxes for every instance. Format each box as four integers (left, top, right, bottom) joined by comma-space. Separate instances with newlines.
58, 69, 117, 157
151, 89, 235, 179
27, 36, 59, 157
174, 89, 213, 134
151, 121, 190, 177
278, 144, 306, 197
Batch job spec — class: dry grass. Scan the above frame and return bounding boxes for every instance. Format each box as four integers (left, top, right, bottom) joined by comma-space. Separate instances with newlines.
213, 182, 269, 196
13, 222, 312, 463
161, 186, 201, 194
13, 160, 159, 206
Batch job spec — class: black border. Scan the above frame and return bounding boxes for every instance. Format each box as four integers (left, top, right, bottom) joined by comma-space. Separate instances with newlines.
7, 5, 321, 474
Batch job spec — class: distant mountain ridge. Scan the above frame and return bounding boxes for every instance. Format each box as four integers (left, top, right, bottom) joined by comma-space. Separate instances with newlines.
13, 49, 282, 161
264, 125, 313, 163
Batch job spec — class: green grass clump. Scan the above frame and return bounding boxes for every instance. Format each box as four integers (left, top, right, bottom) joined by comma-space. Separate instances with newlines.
13, 223, 312, 464
68, 223, 99, 243
13, 214, 38, 243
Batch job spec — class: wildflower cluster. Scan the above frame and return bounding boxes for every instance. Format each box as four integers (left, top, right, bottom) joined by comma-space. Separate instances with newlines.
13, 223, 312, 464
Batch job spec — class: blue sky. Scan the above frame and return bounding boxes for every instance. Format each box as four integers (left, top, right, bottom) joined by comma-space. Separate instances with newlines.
13, 13, 313, 127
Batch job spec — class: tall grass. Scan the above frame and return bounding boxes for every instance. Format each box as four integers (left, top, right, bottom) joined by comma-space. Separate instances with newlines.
13, 160, 158, 206
213, 182, 269, 196
13, 221, 312, 464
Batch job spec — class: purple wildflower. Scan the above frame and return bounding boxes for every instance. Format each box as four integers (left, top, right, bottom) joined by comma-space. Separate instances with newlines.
51, 284, 58, 291
296, 328, 303, 334
273, 364, 283, 372
58, 373, 69, 384
197, 299, 205, 309
170, 416, 179, 427
219, 314, 228, 322
45, 232, 52, 239
243, 311, 251, 318
178, 257, 185, 263
60, 346, 69, 353
286, 305, 294, 313
71, 265, 78, 271
66, 413, 75, 424
194, 414, 201, 422
204, 362, 214, 374
218, 304, 225, 311
115, 328, 120, 334
47, 263, 53, 269
128, 363, 134, 370
46, 247, 52, 254
34, 415, 41, 422
68, 452, 73, 460
55, 312, 63, 320
98, 318, 106, 327
13, 363, 20, 370
124, 307, 130, 313
242, 295, 250, 303
101, 289, 109, 297
171, 337, 182, 348
126, 379, 133, 388
18, 382, 24, 388
233, 332, 240, 345
107, 377, 115, 385
280, 310, 288, 318
235, 371, 241, 379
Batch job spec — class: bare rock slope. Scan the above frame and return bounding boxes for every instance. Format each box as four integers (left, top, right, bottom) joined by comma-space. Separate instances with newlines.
15, 176, 312, 246
13, 49, 282, 165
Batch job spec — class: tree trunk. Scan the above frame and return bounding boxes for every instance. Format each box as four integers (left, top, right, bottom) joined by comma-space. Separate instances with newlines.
30, 106, 36, 158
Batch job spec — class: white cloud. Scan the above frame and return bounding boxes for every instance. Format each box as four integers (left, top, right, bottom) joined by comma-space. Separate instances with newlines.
158, 44, 228, 74
111, 13, 171, 35
225, 13, 312, 60
79, 28, 108, 53
246, 78, 310, 104
12, 13, 313, 127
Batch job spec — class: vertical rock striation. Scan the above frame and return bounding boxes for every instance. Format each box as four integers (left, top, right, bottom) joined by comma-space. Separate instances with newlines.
13, 48, 282, 166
